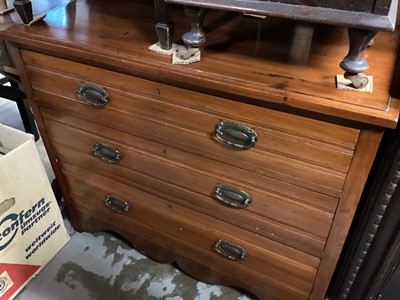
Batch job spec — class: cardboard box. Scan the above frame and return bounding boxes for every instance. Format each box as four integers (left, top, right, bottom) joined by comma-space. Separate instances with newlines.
0, 124, 69, 300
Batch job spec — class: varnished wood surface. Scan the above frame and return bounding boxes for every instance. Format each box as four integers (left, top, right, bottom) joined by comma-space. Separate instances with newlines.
310, 127, 384, 299
0, 0, 398, 127
36, 93, 340, 211
41, 106, 332, 255
23, 50, 358, 199
0, 0, 72, 30
22, 46, 357, 257
72, 199, 308, 300
21, 50, 361, 150
62, 165, 318, 299
2, 1, 398, 299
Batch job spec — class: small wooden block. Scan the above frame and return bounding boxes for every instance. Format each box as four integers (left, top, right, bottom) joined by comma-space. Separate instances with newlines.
24, 13, 46, 26
172, 48, 201, 65
336, 74, 373, 93
148, 42, 180, 56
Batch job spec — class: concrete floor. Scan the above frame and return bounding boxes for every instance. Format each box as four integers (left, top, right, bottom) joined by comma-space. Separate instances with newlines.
0, 97, 255, 300
14, 221, 254, 300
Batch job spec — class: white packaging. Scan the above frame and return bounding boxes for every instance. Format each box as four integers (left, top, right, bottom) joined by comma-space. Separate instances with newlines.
0, 123, 69, 299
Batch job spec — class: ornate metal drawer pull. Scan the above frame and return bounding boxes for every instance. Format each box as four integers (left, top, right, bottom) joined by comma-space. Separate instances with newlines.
76, 82, 110, 107
214, 121, 257, 150
105, 195, 129, 213
92, 143, 123, 163
213, 184, 252, 208
213, 239, 247, 261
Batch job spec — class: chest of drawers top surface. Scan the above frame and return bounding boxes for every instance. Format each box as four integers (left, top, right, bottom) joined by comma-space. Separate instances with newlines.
1, 0, 399, 128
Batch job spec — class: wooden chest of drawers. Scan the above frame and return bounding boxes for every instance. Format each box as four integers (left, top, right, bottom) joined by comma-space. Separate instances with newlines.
1, 0, 399, 299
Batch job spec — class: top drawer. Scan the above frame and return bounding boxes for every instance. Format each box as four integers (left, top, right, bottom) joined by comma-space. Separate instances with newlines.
23, 50, 360, 199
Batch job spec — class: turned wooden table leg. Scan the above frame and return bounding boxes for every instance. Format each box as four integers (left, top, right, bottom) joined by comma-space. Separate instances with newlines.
154, 0, 174, 50
175, 6, 206, 59
182, 6, 206, 48
340, 28, 377, 89
14, 0, 33, 24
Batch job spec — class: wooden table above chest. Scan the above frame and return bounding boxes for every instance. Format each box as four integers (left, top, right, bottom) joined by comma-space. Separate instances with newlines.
0, 0, 399, 299
154, 0, 399, 89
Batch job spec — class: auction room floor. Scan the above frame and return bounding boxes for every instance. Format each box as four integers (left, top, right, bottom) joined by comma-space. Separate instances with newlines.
0, 97, 254, 300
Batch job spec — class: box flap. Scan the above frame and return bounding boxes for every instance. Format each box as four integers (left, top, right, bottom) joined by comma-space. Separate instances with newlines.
0, 124, 34, 152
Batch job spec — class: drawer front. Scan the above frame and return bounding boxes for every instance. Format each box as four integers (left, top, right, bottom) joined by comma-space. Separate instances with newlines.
42, 109, 334, 254
24, 50, 360, 200
62, 164, 319, 299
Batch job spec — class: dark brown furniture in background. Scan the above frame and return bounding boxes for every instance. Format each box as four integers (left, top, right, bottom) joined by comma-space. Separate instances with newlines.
0, 0, 399, 299
154, 0, 398, 88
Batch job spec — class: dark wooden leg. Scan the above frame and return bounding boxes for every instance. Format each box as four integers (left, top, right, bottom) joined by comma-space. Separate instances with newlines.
14, 0, 33, 24
340, 28, 377, 89
182, 6, 206, 48
154, 0, 174, 50
175, 6, 206, 60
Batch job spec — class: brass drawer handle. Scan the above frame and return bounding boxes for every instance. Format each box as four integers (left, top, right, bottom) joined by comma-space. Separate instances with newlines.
77, 82, 110, 107
213, 184, 252, 208
92, 143, 123, 163
214, 121, 257, 150
213, 239, 247, 261
105, 195, 129, 213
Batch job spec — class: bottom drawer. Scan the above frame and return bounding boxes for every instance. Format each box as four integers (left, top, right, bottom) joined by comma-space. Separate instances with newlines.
62, 163, 319, 300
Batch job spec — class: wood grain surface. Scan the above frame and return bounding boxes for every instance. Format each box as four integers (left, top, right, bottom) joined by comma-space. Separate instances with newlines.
0, 0, 398, 127
41, 108, 333, 252
1, 0, 399, 299
63, 168, 318, 299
